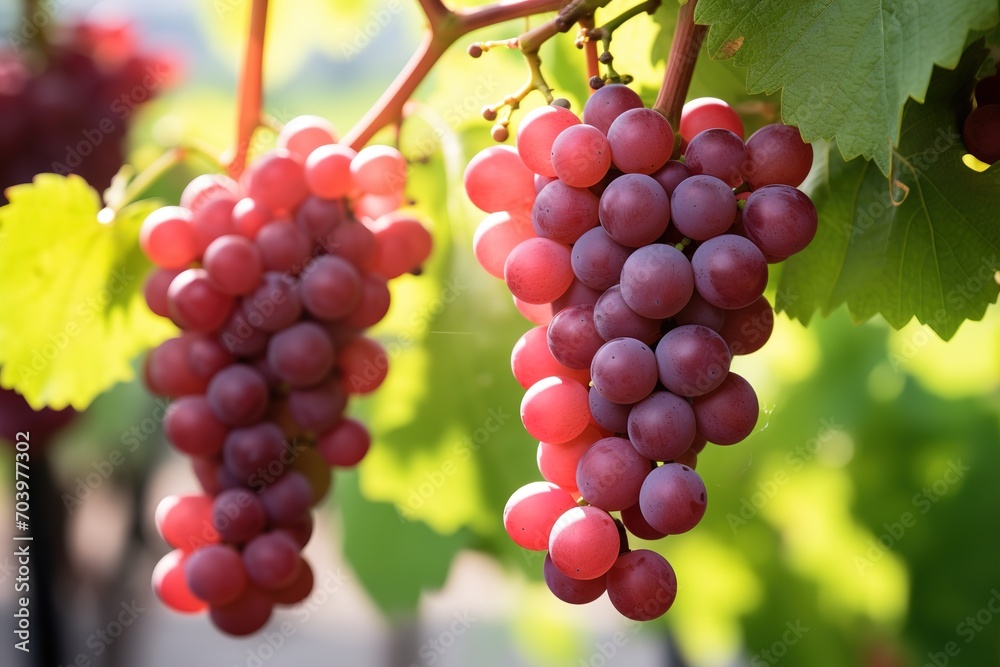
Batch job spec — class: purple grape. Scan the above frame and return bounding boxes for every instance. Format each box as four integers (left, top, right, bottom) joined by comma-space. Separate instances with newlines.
571, 226, 633, 291
607, 108, 674, 174
598, 174, 671, 247
654, 325, 732, 397
575, 436, 650, 510
684, 128, 746, 187
651, 160, 690, 196
619, 244, 694, 319
212, 488, 267, 543
299, 255, 363, 320
674, 291, 725, 331
206, 364, 270, 426
638, 463, 707, 534
582, 83, 644, 135
588, 386, 633, 434
242, 532, 303, 592
547, 304, 604, 370
741, 185, 818, 258
241, 272, 302, 332
532, 180, 600, 244
669, 174, 738, 241
543, 553, 607, 604
620, 502, 666, 541
606, 549, 677, 621
267, 322, 335, 388
223, 422, 288, 481
627, 391, 697, 461
593, 285, 661, 344
260, 471, 314, 523
590, 337, 658, 404
691, 372, 759, 445
690, 235, 768, 310
742, 124, 813, 189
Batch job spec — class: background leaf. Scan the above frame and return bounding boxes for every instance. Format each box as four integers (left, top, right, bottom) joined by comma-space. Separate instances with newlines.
0, 175, 174, 409
778, 45, 1000, 339
695, 0, 999, 173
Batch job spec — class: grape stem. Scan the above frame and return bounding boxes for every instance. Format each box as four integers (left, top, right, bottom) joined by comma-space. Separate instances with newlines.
227, 0, 269, 178
652, 0, 707, 155
578, 16, 601, 88
343, 0, 626, 149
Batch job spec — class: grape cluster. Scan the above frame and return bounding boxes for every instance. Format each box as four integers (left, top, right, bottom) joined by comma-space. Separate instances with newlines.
963, 66, 1000, 165
464, 87, 817, 620
144, 116, 432, 635
0, 22, 170, 201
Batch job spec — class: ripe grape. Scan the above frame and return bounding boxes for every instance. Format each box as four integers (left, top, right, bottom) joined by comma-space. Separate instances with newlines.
206, 364, 270, 426
242, 150, 309, 213
592, 286, 661, 344
516, 105, 581, 176
571, 226, 633, 291
679, 97, 744, 145
267, 322, 335, 388
654, 325, 732, 397
504, 237, 574, 304
691, 372, 759, 444
350, 145, 408, 197
548, 505, 620, 580
576, 436, 650, 510
546, 304, 604, 370
550, 124, 612, 187
638, 463, 707, 534
532, 180, 600, 244
598, 173, 671, 247
278, 115, 337, 160
242, 532, 303, 591
606, 549, 677, 621
684, 128, 747, 187
719, 296, 773, 355
473, 211, 534, 279
543, 553, 607, 604
520, 376, 590, 443
742, 184, 819, 258
464, 145, 537, 213
669, 174, 738, 241
607, 108, 673, 174
184, 544, 248, 606
627, 391, 697, 461
590, 337, 658, 404
619, 244, 694, 319
503, 481, 579, 550
203, 235, 264, 295
140, 206, 198, 269
742, 123, 813, 189
582, 83, 644, 135
690, 235, 768, 309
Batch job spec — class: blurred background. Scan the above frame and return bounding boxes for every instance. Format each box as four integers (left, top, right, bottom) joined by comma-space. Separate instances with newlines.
0, 1, 999, 666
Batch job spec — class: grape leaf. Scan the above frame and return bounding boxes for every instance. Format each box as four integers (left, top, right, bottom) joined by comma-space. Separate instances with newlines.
0, 175, 174, 410
695, 0, 999, 174
778, 46, 1000, 340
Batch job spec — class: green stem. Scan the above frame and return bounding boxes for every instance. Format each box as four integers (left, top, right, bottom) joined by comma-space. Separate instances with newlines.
109, 147, 185, 213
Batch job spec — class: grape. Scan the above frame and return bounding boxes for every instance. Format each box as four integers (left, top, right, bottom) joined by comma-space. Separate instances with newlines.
184, 544, 247, 605
619, 244, 694, 319
274, 515, 316, 551
620, 502, 666, 541
155, 494, 218, 551
651, 160, 690, 196
267, 322, 335, 388
546, 304, 604, 370
212, 488, 267, 543
589, 168, 623, 197
571, 226, 633, 291
164, 396, 229, 458
232, 197, 271, 240
345, 273, 391, 329
669, 174, 738, 240
590, 338, 658, 404
295, 196, 344, 240
655, 325, 731, 397
592, 286, 661, 344
691, 372, 759, 444
537, 426, 601, 493
222, 422, 287, 481
299, 255, 362, 320
140, 206, 198, 269
473, 211, 534, 279
719, 295, 774, 355
272, 559, 314, 605
368, 213, 433, 278
605, 549, 677, 621
534, 174, 557, 193
550, 124, 612, 187
675, 291, 725, 331
320, 217, 376, 268
553, 280, 602, 311
152, 550, 206, 613
520, 376, 590, 443
144, 268, 180, 318
464, 145, 537, 213
256, 220, 313, 274
278, 115, 337, 160
351, 145, 407, 196
338, 336, 388, 395
240, 272, 302, 333
638, 463, 707, 534
543, 553, 607, 604
742, 124, 813, 189
143, 337, 206, 398
684, 128, 747, 187
607, 108, 674, 174
513, 297, 555, 325
242, 532, 302, 591
291, 447, 333, 504
287, 377, 347, 433
679, 97, 744, 145
576, 436, 650, 510
219, 312, 270, 357
517, 105, 581, 176
206, 364, 270, 426
627, 391, 697, 461
354, 191, 405, 220
242, 149, 309, 213
532, 180, 600, 244
180, 174, 239, 213
504, 237, 574, 304
742, 185, 818, 258
588, 386, 633, 434
203, 234, 264, 295
598, 173, 671, 247
582, 83, 644, 135
305, 144, 357, 199
167, 269, 234, 332
975, 75, 1000, 106
690, 235, 768, 309
548, 505, 620, 580
503, 481, 579, 550
260, 471, 314, 524
209, 586, 273, 636
192, 196, 239, 253
962, 105, 1000, 164
185, 332, 235, 381
316, 418, 371, 467
511, 325, 591, 388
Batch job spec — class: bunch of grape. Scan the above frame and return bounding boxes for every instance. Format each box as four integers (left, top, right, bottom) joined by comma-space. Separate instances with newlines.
963, 65, 1000, 165
0, 21, 170, 201
464, 88, 816, 620
143, 116, 432, 635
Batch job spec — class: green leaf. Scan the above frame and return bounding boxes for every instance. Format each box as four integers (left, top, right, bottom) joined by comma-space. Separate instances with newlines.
0, 175, 175, 410
695, 0, 999, 174
337, 471, 471, 616
778, 45, 1000, 340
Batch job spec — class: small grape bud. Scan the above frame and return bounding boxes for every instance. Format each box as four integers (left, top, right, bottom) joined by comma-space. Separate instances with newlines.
491, 124, 509, 142
551, 98, 571, 109
467, 44, 483, 58
482, 106, 498, 121
589, 76, 604, 90
598, 51, 613, 65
